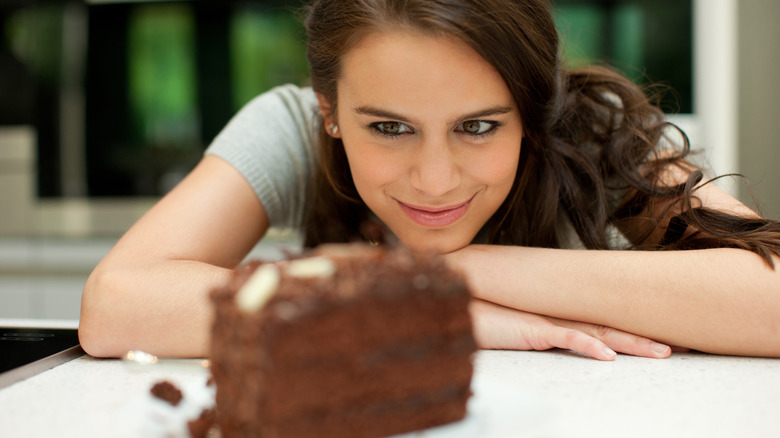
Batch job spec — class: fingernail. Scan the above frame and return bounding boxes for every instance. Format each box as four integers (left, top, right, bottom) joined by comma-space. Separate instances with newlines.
652, 343, 671, 355
602, 347, 617, 360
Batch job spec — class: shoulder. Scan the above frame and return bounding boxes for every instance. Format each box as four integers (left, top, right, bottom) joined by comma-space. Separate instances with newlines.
208, 83, 319, 152
242, 84, 318, 118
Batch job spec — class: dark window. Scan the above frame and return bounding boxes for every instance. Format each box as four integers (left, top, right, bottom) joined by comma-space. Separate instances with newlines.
83, 1, 308, 197
554, 0, 693, 114
0, 0, 692, 198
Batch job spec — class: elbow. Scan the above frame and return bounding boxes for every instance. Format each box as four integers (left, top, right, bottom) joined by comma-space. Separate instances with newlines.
78, 266, 126, 358
77, 326, 112, 358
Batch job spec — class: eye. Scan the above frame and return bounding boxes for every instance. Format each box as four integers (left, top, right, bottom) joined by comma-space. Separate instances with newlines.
459, 120, 496, 136
370, 121, 413, 137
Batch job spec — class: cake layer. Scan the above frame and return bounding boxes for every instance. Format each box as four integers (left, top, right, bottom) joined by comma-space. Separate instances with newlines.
268, 298, 472, 360
259, 341, 474, 419
212, 321, 474, 418
212, 292, 475, 420
222, 384, 471, 438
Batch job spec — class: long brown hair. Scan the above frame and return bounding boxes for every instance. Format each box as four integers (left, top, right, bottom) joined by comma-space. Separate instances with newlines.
301, 0, 780, 266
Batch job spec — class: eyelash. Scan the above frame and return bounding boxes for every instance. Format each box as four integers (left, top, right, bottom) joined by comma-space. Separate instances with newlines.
367, 120, 503, 139
368, 122, 413, 138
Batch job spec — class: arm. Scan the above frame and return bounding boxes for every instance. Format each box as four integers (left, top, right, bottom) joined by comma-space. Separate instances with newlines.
79, 156, 672, 361
78, 155, 269, 358
78, 156, 675, 361
79, 157, 663, 361
453, 245, 780, 357
448, 182, 780, 357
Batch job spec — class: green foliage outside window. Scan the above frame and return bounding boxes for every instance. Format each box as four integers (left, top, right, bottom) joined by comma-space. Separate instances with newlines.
230, 6, 309, 111
128, 3, 198, 149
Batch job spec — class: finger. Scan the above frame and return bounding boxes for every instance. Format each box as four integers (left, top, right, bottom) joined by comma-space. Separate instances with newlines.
552, 319, 671, 359
542, 327, 617, 361
595, 328, 671, 358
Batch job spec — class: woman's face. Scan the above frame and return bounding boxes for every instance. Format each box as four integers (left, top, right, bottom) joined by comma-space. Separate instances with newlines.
325, 30, 523, 253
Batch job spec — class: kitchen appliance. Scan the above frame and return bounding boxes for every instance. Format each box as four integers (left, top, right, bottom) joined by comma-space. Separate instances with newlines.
0, 327, 83, 389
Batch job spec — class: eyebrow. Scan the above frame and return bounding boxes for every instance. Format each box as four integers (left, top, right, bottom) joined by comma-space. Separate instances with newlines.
352, 105, 514, 124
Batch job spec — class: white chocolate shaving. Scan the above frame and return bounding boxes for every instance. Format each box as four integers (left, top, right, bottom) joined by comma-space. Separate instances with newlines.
285, 256, 336, 278
235, 264, 280, 313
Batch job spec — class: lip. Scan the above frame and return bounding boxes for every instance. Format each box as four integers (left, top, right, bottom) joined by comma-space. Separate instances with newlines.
397, 196, 474, 228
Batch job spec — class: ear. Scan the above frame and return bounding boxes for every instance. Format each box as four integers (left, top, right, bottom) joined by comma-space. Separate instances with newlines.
316, 92, 341, 138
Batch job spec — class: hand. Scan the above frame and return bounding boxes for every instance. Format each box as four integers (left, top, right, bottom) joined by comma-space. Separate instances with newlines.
470, 299, 675, 361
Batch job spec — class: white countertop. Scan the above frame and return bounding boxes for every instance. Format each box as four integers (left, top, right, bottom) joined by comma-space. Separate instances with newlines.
1, 320, 779, 438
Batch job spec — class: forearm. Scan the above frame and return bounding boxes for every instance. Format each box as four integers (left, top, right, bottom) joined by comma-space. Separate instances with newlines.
447, 245, 780, 356
77, 156, 272, 358
79, 259, 233, 358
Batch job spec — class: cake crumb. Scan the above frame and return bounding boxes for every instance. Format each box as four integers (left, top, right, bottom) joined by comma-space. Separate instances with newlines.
150, 380, 183, 406
188, 407, 218, 438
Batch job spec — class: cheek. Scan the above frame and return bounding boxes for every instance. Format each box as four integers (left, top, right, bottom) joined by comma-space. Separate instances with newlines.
343, 144, 404, 194
471, 144, 521, 188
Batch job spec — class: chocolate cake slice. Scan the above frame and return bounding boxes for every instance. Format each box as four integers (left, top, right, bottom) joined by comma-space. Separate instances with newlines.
209, 244, 476, 438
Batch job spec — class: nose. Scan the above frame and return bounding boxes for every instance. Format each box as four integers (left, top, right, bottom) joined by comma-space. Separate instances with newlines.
409, 135, 461, 197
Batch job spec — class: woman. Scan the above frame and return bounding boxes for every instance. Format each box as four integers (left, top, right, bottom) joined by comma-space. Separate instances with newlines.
79, 0, 780, 359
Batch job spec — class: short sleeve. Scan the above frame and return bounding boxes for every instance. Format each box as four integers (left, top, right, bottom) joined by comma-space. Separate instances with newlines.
205, 84, 320, 229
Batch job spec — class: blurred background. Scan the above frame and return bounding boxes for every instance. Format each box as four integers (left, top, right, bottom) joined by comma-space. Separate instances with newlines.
1, 0, 778, 321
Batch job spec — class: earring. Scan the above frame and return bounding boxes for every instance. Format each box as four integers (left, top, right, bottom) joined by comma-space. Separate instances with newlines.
328, 123, 339, 135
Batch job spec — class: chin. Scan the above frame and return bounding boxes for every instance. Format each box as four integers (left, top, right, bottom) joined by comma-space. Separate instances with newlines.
398, 233, 470, 255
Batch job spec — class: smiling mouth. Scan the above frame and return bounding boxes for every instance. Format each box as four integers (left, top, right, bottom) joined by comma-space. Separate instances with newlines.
397, 196, 474, 228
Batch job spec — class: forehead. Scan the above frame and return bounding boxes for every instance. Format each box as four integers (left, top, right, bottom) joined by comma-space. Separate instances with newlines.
337, 30, 516, 117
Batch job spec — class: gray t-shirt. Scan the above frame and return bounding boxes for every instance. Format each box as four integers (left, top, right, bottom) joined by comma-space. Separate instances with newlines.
205, 84, 320, 229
